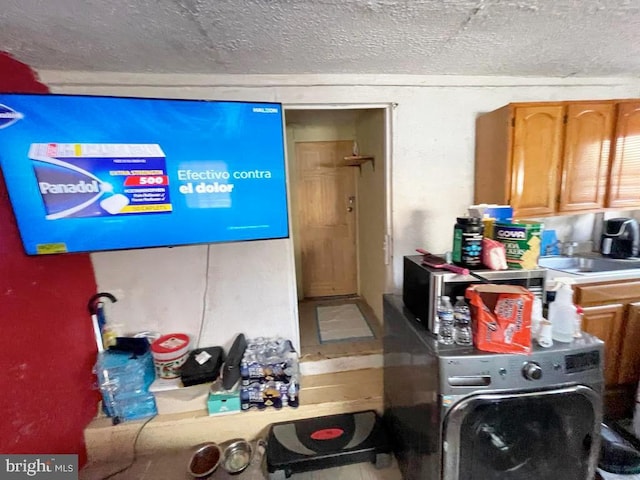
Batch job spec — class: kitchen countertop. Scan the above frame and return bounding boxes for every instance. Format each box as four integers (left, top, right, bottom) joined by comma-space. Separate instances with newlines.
541, 253, 640, 285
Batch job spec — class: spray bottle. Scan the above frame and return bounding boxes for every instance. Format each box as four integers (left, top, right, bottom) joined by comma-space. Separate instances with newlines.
548, 278, 576, 343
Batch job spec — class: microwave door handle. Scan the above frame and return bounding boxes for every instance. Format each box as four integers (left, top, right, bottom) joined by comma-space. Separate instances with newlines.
468, 271, 491, 283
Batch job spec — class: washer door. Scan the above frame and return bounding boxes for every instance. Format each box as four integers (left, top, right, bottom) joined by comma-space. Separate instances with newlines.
443, 385, 600, 480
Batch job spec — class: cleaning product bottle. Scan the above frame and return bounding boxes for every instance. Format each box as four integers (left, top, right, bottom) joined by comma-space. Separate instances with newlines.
530, 297, 544, 341
548, 278, 576, 343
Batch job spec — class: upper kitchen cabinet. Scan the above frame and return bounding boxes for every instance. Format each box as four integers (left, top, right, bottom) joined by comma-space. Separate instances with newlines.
607, 101, 640, 209
559, 103, 615, 213
475, 101, 615, 218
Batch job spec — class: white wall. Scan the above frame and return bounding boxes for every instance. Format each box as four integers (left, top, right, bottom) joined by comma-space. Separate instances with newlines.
91, 239, 297, 352
355, 109, 388, 322
538, 209, 640, 254
40, 72, 640, 349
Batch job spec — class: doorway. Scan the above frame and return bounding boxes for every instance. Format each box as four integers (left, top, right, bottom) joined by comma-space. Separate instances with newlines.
284, 107, 390, 364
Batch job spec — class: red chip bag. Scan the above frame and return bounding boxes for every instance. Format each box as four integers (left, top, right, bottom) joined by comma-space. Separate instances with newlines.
466, 284, 533, 354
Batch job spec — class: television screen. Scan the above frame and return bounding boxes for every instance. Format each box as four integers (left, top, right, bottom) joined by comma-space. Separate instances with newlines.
0, 93, 289, 255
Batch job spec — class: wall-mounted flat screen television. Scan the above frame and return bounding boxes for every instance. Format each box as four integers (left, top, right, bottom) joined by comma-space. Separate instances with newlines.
0, 93, 289, 255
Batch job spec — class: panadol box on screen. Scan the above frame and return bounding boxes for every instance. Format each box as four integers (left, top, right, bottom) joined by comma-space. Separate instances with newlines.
0, 94, 289, 255
30, 143, 172, 219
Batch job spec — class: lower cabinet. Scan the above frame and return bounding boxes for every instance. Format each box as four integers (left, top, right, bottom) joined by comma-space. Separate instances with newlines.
580, 303, 625, 387
574, 280, 640, 419
619, 303, 640, 384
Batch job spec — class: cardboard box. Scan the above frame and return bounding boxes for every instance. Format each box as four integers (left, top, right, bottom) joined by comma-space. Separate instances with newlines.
208, 390, 241, 415
149, 378, 209, 414
494, 220, 543, 269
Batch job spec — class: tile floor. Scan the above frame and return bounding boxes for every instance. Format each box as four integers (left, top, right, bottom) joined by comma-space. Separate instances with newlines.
599, 470, 640, 479
81, 452, 402, 480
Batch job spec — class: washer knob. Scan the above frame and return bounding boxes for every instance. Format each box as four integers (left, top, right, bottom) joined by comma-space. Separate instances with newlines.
522, 362, 542, 380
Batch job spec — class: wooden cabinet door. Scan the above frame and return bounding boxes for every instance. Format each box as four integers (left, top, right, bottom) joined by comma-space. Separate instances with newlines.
608, 101, 640, 208
559, 102, 614, 213
581, 303, 625, 387
510, 105, 564, 217
618, 303, 640, 385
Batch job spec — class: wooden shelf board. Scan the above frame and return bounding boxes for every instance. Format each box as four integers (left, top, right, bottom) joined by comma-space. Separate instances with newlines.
343, 155, 375, 171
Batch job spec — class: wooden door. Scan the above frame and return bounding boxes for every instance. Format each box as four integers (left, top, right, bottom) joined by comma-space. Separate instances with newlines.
618, 303, 640, 385
510, 105, 564, 217
581, 303, 625, 387
296, 141, 357, 298
559, 102, 614, 213
608, 101, 640, 208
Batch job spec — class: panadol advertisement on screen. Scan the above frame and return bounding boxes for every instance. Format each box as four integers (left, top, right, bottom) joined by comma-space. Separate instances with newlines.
0, 94, 289, 255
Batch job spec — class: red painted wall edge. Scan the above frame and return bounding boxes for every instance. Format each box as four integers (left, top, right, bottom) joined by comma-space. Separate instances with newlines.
0, 52, 99, 466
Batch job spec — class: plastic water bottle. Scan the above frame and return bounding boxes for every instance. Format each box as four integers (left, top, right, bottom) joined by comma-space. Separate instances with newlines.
549, 278, 576, 343
437, 296, 455, 345
453, 296, 473, 346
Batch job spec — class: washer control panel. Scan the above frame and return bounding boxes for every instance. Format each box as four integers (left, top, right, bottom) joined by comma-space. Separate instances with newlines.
565, 350, 601, 373
442, 345, 602, 392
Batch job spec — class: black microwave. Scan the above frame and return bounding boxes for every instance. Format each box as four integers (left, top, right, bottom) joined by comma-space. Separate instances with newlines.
402, 255, 546, 333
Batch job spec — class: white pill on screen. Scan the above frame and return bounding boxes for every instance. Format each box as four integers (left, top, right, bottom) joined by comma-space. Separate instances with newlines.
100, 194, 130, 214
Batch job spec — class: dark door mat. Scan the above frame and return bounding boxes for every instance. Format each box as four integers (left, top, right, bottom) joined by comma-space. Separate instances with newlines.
266, 410, 392, 479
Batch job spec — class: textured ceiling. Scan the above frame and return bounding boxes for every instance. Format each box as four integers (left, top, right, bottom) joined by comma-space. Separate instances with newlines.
2, 0, 640, 77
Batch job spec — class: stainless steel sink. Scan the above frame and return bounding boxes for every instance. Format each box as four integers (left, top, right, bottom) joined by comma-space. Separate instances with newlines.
539, 255, 640, 275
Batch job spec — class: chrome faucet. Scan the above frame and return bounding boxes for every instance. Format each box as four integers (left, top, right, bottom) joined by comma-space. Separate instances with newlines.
544, 240, 561, 256
561, 241, 578, 257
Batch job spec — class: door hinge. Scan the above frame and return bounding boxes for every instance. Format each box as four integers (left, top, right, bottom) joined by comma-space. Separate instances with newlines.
383, 234, 392, 265
563, 114, 568, 124
511, 117, 515, 127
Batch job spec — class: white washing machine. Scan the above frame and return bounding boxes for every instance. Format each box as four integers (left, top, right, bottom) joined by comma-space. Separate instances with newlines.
383, 294, 603, 480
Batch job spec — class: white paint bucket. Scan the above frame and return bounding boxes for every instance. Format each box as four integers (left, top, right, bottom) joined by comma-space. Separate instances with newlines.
151, 333, 190, 379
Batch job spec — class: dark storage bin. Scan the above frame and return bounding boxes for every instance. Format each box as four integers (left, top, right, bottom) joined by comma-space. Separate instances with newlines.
180, 346, 224, 387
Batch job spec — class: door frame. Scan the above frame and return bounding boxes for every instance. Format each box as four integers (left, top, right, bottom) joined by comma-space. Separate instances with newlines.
283, 103, 395, 301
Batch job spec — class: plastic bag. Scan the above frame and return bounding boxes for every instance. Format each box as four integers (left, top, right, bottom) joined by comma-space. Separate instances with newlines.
482, 237, 508, 270
466, 284, 534, 354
